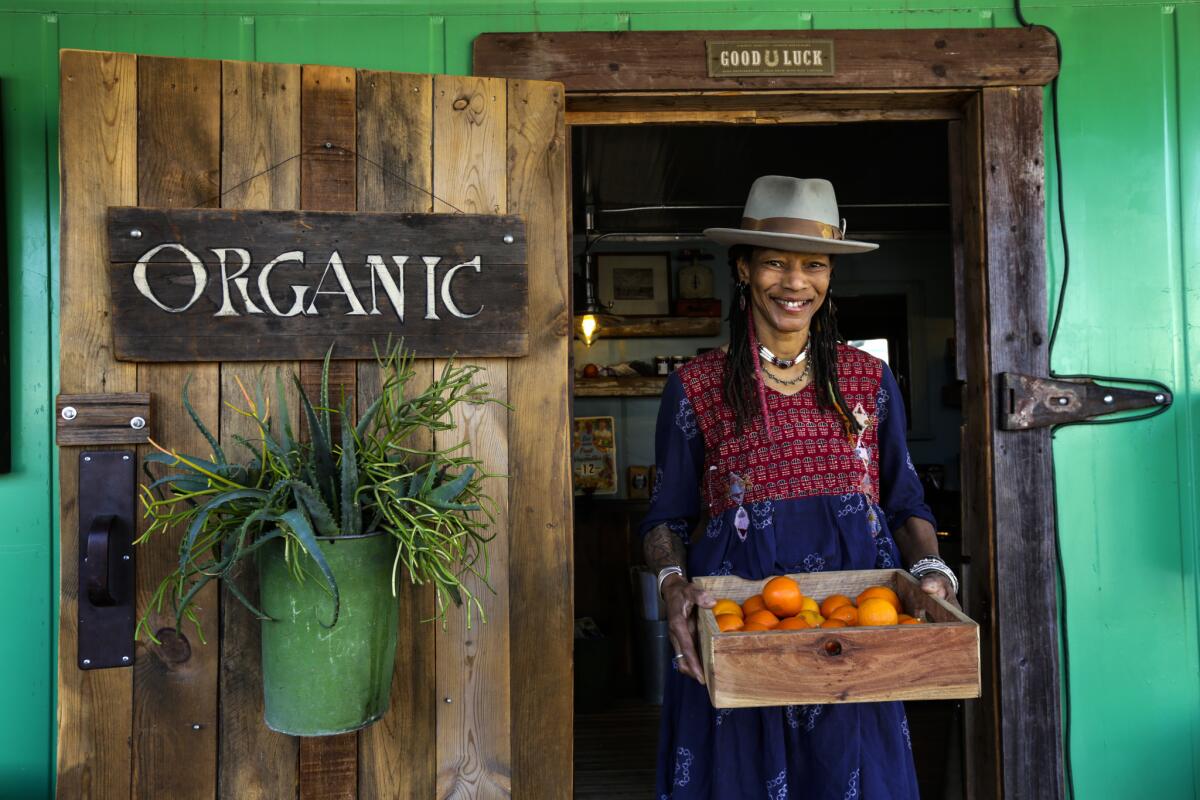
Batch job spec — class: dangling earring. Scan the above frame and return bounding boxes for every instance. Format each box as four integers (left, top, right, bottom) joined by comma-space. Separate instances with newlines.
737, 281, 748, 312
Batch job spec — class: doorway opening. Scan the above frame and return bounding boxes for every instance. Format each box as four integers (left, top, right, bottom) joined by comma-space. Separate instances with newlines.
569, 120, 967, 799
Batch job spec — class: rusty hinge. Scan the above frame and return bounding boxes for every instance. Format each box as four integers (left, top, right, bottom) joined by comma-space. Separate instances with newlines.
1000, 373, 1172, 430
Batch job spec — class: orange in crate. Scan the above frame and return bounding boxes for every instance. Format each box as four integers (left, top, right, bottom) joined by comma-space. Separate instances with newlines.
694, 569, 980, 708
762, 576, 803, 617
820, 594, 854, 617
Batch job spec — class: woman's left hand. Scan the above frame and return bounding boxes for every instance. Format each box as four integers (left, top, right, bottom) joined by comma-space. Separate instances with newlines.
919, 573, 961, 609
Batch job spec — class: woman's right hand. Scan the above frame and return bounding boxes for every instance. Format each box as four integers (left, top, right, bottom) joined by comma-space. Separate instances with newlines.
661, 575, 716, 685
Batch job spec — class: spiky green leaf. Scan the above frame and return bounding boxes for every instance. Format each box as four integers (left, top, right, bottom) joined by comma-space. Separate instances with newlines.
278, 508, 340, 628
182, 375, 225, 464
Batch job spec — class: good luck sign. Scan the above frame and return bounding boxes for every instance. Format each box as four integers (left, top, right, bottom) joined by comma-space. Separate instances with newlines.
106, 207, 528, 361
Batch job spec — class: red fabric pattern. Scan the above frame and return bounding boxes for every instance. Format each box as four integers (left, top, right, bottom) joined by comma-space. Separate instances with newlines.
676, 345, 884, 517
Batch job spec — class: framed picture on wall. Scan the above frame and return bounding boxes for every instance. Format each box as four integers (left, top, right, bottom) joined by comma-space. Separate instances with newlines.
595, 253, 670, 315
572, 416, 617, 495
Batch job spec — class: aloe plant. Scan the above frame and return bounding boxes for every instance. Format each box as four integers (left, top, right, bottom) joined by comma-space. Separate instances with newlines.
136, 343, 500, 642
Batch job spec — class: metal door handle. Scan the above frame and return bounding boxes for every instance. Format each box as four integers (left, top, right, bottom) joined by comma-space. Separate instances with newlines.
85, 514, 116, 606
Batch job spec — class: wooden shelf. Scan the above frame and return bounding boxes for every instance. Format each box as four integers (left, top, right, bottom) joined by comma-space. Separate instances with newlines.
574, 376, 667, 397
599, 316, 720, 338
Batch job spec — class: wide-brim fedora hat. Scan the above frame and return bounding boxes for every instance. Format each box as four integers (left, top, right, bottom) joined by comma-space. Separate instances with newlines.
704, 176, 878, 255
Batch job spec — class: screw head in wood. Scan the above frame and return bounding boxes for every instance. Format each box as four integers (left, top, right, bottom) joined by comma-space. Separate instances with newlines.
83, 456, 91, 462
503, 234, 515, 244
81, 659, 91, 666
192, 723, 202, 731
121, 656, 131, 664
1155, 393, 1166, 404
61, 406, 77, 421
130, 228, 143, 239
1056, 397, 1069, 406
122, 554, 130, 561
1103, 394, 1114, 404
130, 416, 146, 430
444, 697, 452, 704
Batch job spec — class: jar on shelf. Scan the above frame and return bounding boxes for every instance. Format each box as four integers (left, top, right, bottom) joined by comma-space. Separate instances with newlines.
655, 355, 670, 375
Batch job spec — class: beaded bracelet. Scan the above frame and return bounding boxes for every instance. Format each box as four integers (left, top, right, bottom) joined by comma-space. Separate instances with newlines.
908, 556, 959, 596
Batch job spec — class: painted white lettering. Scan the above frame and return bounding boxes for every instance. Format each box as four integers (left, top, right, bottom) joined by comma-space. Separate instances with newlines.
211, 248, 261, 316
305, 251, 367, 316
720, 51, 730, 67
367, 254, 408, 321
423, 256, 442, 320
257, 250, 309, 317
133, 242, 207, 313
440, 256, 483, 320
813, 50, 823, 66
750, 50, 761, 66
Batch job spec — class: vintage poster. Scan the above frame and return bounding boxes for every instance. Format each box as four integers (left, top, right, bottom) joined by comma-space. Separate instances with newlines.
572, 416, 617, 495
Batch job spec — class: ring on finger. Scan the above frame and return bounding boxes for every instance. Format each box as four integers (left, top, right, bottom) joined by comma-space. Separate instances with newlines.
672, 653, 685, 660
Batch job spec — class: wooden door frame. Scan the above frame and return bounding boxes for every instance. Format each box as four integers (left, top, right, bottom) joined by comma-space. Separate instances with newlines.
476, 27, 1063, 800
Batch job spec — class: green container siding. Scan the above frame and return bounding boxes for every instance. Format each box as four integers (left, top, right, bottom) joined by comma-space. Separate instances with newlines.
0, 1, 1196, 797
258, 534, 400, 737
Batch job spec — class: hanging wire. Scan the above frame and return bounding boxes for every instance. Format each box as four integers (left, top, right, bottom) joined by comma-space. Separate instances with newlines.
201, 142, 467, 214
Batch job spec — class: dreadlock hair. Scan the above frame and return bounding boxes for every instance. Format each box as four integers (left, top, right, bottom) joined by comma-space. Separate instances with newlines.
721, 244, 863, 440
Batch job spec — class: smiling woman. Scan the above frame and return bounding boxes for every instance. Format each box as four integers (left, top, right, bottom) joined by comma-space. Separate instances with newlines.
640, 176, 956, 799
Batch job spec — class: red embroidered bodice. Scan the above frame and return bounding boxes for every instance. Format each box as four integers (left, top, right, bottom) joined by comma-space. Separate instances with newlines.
676, 345, 884, 518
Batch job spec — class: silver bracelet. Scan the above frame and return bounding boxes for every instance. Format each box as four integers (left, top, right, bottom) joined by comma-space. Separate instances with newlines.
908, 556, 959, 596
657, 566, 685, 598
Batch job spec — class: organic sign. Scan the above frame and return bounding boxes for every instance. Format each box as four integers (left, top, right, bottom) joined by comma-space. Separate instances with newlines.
706, 40, 835, 78
106, 207, 528, 361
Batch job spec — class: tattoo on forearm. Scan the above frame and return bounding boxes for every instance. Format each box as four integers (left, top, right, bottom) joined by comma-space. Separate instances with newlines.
644, 524, 686, 574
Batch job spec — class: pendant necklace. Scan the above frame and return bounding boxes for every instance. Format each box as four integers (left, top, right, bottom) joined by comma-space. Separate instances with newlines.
758, 339, 809, 369
763, 362, 811, 386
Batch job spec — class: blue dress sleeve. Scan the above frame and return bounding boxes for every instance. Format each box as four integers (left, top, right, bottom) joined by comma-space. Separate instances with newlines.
876, 364, 937, 532
638, 371, 706, 544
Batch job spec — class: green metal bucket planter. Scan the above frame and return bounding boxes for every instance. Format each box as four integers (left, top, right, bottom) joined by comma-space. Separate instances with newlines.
258, 532, 399, 736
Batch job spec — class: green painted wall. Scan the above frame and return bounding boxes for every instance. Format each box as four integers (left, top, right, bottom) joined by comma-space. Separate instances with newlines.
0, 1, 1195, 798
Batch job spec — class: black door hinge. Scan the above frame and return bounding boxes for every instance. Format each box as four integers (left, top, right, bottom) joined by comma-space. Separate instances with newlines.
1000, 373, 1172, 430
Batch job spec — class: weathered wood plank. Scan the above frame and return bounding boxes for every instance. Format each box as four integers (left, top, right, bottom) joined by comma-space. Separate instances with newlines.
107, 208, 527, 264
56, 48, 138, 800
957, 92, 1003, 800
218, 58, 301, 800
356, 69, 439, 800
981, 85, 1063, 800
505, 78, 573, 800
55, 392, 151, 446
564, 88, 970, 126
130, 54, 221, 800
296, 62, 360, 800
473, 28, 1060, 92
298, 731, 357, 800
301, 65, 356, 212
433, 74, 512, 799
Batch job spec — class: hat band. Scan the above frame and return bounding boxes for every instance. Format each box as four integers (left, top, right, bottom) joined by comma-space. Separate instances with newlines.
741, 216, 844, 240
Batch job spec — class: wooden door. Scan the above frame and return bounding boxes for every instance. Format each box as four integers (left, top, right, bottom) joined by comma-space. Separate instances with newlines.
56, 49, 572, 799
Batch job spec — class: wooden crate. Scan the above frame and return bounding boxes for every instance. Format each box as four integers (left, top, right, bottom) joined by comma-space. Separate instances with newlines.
693, 569, 980, 708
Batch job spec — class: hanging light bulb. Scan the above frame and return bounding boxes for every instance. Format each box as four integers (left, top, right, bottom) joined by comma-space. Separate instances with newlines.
578, 313, 600, 347
573, 250, 620, 347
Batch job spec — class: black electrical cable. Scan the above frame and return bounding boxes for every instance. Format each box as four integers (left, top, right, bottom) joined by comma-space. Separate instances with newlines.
1012, 4, 1079, 798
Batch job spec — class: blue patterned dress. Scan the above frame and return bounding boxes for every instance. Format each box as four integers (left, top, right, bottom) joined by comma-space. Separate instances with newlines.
641, 345, 933, 800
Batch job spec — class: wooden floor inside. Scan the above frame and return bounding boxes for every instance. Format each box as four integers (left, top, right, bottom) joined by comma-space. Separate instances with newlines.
574, 699, 661, 798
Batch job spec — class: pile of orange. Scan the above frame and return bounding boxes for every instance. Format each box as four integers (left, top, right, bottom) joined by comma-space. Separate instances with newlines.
711, 576, 924, 633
